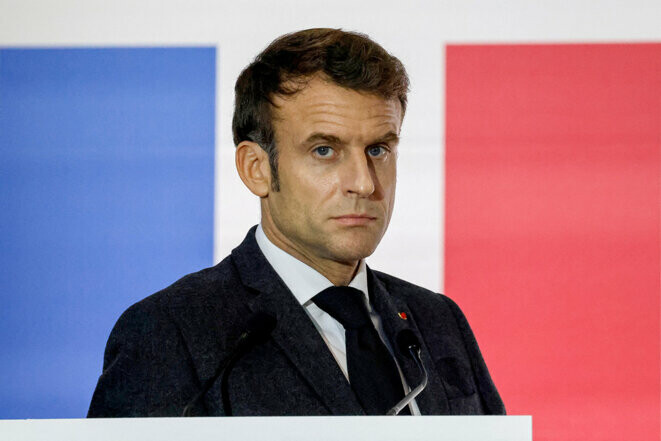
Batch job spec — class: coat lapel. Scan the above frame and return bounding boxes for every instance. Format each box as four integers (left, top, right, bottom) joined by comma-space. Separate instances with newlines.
367, 267, 450, 414
231, 227, 365, 415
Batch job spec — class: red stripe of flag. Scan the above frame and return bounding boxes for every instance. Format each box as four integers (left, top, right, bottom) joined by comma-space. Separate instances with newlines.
445, 43, 660, 441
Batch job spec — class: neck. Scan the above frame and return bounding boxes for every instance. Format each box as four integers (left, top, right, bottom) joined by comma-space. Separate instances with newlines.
260, 222, 359, 287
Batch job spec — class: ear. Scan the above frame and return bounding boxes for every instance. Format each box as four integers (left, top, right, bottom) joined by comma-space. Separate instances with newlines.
235, 141, 272, 197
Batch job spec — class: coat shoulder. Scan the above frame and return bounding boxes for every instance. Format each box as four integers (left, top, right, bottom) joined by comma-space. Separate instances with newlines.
370, 269, 456, 312
136, 254, 239, 311
89, 255, 245, 417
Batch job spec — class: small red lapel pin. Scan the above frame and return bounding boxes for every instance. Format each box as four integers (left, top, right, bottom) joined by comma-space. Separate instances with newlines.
398, 312, 407, 320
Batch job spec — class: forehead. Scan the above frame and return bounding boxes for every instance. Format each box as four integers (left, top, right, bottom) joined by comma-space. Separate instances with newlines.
270, 77, 402, 142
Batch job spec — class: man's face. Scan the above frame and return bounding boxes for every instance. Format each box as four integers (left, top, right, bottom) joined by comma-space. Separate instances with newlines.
262, 76, 401, 267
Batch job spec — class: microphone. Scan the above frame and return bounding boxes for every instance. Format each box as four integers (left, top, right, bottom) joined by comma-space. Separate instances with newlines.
386, 329, 429, 415
182, 312, 277, 416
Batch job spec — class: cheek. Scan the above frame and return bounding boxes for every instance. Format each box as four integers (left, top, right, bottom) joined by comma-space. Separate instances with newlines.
378, 161, 397, 196
286, 165, 338, 206
378, 167, 397, 226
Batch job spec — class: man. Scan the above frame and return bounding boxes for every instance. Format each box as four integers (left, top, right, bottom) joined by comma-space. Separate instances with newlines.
88, 28, 505, 417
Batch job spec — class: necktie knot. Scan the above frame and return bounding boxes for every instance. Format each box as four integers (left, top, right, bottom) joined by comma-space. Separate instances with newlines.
312, 286, 371, 329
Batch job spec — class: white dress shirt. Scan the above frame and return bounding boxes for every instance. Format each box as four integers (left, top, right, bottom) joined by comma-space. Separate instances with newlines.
255, 224, 421, 415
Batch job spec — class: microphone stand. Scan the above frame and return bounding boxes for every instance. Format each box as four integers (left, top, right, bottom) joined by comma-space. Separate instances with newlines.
386, 336, 429, 415
182, 312, 276, 416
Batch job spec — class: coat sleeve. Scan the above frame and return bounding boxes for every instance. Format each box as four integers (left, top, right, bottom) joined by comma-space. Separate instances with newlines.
87, 300, 203, 417
442, 296, 506, 415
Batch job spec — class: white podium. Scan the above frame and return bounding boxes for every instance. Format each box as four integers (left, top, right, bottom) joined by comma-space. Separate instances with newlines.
1, 416, 531, 441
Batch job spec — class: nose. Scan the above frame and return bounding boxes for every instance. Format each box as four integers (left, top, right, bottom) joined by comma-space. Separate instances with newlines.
343, 150, 376, 198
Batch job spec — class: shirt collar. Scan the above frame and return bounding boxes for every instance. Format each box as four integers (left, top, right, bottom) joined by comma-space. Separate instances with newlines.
255, 224, 369, 306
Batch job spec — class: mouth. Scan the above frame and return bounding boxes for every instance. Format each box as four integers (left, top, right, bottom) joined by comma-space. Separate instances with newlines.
331, 214, 377, 226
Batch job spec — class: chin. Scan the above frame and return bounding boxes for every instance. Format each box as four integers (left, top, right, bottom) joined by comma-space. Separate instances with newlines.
328, 239, 379, 263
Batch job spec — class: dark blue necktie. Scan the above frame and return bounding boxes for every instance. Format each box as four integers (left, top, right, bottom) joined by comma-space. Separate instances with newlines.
312, 286, 409, 415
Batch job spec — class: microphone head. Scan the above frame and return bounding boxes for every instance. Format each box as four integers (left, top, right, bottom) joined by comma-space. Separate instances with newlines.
396, 329, 420, 357
246, 312, 277, 344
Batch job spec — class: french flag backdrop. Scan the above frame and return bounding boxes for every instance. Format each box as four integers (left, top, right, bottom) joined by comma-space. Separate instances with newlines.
0, 2, 659, 440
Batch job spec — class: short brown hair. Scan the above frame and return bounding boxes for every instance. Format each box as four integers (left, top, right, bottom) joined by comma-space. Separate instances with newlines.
232, 28, 409, 190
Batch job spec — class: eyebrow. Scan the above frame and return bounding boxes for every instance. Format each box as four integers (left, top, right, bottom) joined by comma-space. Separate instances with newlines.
303, 133, 343, 145
302, 131, 400, 146
373, 131, 400, 145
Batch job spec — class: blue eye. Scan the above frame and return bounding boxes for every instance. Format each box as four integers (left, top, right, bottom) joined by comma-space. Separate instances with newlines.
314, 146, 333, 157
367, 146, 387, 157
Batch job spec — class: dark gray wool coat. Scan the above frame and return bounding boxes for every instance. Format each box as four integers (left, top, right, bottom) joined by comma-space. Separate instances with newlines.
88, 226, 505, 417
